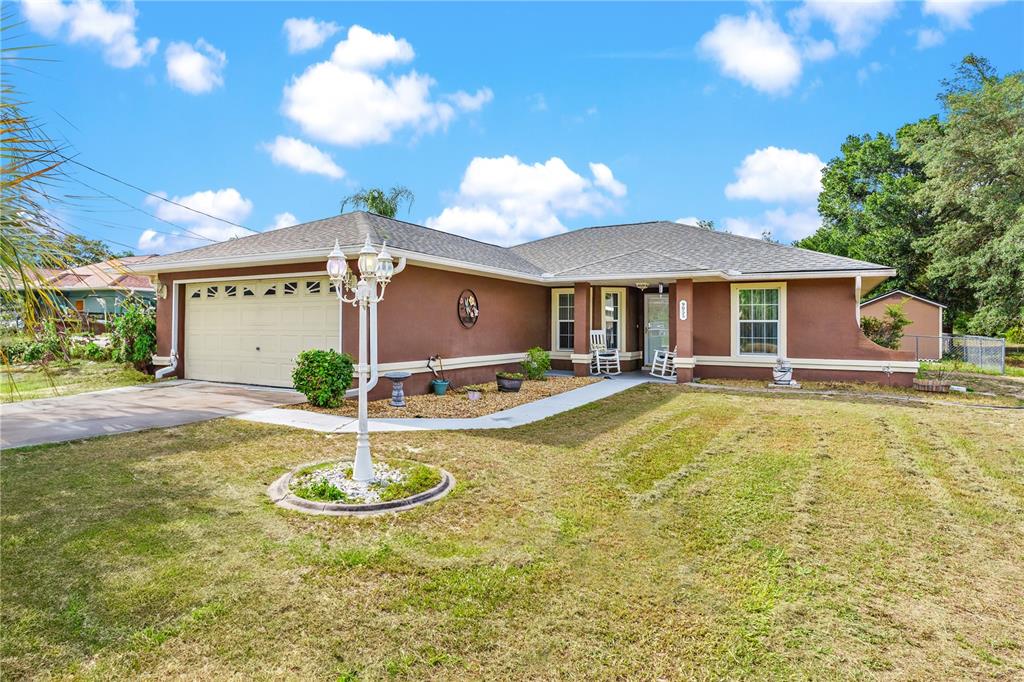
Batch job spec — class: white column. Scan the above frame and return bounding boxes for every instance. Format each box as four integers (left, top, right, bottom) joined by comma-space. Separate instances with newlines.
352, 295, 372, 482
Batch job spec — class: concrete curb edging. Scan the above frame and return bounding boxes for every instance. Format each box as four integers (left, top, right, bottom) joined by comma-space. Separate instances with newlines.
268, 460, 455, 516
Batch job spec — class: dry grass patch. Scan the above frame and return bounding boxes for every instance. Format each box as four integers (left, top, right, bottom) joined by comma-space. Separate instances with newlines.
2, 383, 1022, 679
289, 374, 601, 418
1, 361, 152, 403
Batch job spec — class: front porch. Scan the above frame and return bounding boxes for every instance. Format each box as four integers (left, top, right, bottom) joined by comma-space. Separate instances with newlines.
550, 280, 695, 383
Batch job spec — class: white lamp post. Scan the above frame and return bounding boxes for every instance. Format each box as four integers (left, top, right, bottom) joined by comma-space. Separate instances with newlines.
327, 236, 404, 483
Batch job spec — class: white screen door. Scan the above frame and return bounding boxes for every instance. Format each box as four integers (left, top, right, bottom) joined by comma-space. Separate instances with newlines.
644, 293, 669, 365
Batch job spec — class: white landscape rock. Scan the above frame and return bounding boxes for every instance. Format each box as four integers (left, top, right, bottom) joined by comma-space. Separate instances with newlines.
292, 461, 407, 503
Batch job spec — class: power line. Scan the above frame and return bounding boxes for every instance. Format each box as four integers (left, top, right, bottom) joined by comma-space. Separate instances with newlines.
66, 175, 219, 245
56, 152, 257, 234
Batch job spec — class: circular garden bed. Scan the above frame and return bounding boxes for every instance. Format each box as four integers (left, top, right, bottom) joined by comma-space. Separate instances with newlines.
268, 459, 453, 516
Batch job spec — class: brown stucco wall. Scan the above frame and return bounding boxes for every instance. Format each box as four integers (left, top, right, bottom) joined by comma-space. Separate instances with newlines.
154, 261, 550, 397
860, 293, 943, 359
692, 281, 731, 356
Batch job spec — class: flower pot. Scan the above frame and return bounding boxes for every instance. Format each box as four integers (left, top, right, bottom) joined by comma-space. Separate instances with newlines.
467, 390, 482, 401
913, 378, 951, 393
496, 376, 523, 393
772, 358, 793, 385
431, 379, 450, 396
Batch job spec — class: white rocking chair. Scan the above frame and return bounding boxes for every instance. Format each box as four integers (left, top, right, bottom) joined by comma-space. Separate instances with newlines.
650, 345, 677, 380
589, 329, 622, 376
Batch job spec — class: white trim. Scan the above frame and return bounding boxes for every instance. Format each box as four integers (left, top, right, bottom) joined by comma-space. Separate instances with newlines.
550, 287, 575, 352
600, 286, 627, 351
730, 282, 787, 358
379, 352, 527, 375
549, 351, 572, 360
860, 289, 947, 309
570, 353, 592, 364
172, 271, 325, 285
695, 355, 919, 373
672, 356, 696, 369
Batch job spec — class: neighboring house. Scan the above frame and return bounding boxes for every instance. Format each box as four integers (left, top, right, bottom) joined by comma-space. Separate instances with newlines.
860, 289, 946, 360
46, 256, 158, 318
136, 211, 917, 397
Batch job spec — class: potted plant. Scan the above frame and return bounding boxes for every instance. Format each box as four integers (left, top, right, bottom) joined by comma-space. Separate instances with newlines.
464, 384, 484, 401
496, 371, 524, 393
427, 354, 450, 395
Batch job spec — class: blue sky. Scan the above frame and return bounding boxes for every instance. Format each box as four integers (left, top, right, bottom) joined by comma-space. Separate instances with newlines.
17, 0, 1024, 255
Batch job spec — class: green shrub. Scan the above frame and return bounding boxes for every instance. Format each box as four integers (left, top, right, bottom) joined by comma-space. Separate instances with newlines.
110, 299, 156, 370
1, 338, 29, 363
293, 478, 349, 502
22, 342, 46, 363
521, 346, 551, 380
496, 371, 525, 380
41, 320, 69, 361
83, 341, 109, 361
292, 349, 354, 407
860, 302, 911, 350
1006, 326, 1024, 345
379, 463, 442, 502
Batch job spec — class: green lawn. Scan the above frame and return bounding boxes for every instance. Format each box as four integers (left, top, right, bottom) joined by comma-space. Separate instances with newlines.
2, 384, 1022, 679
0, 361, 152, 403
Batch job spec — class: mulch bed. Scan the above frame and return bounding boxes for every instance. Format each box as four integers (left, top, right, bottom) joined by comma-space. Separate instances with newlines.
288, 375, 602, 419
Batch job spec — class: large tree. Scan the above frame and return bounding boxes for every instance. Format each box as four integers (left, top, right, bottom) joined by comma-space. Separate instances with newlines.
902, 55, 1023, 335
795, 130, 934, 300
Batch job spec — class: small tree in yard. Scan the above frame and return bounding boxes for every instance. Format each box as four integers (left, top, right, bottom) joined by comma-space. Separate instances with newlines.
522, 346, 551, 380
110, 299, 156, 370
861, 302, 911, 350
292, 349, 354, 408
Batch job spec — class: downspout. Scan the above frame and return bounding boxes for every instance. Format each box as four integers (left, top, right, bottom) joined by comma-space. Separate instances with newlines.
155, 281, 179, 379
854, 276, 862, 324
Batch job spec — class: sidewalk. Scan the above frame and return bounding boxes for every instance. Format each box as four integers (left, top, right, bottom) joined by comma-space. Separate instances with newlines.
234, 373, 661, 433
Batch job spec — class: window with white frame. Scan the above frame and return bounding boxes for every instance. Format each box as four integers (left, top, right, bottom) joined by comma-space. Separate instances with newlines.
738, 287, 780, 354
603, 289, 624, 350
552, 289, 575, 351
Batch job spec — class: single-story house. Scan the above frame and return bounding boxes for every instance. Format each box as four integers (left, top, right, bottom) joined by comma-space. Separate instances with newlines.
46, 256, 158, 317
136, 211, 917, 398
860, 289, 946, 360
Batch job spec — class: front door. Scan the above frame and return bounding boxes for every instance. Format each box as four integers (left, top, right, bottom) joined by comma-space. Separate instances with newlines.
644, 293, 669, 365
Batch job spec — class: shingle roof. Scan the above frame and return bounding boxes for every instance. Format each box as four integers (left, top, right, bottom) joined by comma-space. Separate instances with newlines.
510, 221, 889, 275
142, 211, 544, 275
140, 212, 891, 279
48, 256, 156, 291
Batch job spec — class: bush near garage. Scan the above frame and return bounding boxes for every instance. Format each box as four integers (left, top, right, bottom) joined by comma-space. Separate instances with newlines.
292, 349, 355, 408
109, 299, 156, 370
522, 346, 551, 380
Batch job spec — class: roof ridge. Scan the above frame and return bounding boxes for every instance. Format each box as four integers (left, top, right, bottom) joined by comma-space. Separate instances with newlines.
549, 247, 703, 275
511, 220, 668, 249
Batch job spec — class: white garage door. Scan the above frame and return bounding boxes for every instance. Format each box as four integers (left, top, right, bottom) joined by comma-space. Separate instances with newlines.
184, 277, 339, 387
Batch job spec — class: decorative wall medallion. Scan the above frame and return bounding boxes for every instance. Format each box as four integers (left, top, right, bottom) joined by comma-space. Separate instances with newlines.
458, 289, 480, 328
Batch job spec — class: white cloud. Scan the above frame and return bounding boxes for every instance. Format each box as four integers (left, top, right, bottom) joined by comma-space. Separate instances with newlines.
697, 12, 802, 95
330, 24, 414, 70
802, 37, 837, 61
723, 207, 822, 243
922, 0, 1005, 28
725, 147, 824, 203
589, 162, 627, 198
789, 0, 897, 53
263, 136, 345, 180
283, 17, 340, 54
449, 88, 494, 112
269, 212, 299, 231
675, 217, 702, 226
138, 188, 253, 252
282, 25, 490, 147
528, 93, 548, 112
915, 27, 946, 48
857, 61, 883, 84
22, 0, 158, 68
426, 156, 627, 245
166, 39, 226, 94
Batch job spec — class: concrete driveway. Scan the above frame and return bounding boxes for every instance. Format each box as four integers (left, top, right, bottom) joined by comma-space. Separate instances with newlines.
1, 381, 305, 449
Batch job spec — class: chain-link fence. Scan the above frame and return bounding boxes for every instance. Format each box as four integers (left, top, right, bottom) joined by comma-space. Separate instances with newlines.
905, 334, 1006, 373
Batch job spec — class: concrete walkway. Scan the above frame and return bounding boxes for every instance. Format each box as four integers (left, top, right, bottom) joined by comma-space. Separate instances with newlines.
235, 373, 662, 434
1, 381, 305, 449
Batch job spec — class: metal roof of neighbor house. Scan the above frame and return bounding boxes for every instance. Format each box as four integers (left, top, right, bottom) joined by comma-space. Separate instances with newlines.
140, 212, 892, 279
47, 256, 157, 292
